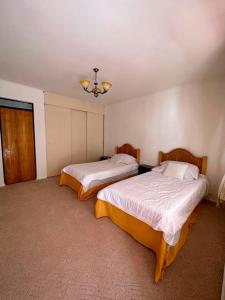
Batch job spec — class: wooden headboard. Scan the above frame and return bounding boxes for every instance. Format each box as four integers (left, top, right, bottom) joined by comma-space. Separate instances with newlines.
158, 148, 207, 175
115, 144, 141, 164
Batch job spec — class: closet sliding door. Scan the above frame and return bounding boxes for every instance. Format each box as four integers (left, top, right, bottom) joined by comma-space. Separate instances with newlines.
71, 110, 87, 163
87, 112, 103, 162
45, 105, 71, 176
45, 105, 104, 176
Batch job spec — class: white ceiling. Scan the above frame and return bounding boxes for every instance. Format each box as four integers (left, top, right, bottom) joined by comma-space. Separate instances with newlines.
0, 0, 225, 104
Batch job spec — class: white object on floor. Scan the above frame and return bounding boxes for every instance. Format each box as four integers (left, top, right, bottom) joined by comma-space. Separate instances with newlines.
98, 172, 208, 246
222, 264, 225, 300
218, 174, 225, 207
63, 160, 138, 191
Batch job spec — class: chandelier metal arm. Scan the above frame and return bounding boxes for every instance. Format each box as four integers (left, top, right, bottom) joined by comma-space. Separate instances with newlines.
100, 90, 107, 95
82, 87, 108, 96
83, 87, 92, 93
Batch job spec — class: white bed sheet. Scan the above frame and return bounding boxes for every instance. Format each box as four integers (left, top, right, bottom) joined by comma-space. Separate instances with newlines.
97, 172, 208, 246
62, 160, 138, 192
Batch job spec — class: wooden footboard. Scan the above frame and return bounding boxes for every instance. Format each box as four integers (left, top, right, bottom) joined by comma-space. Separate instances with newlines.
95, 199, 202, 282
59, 171, 137, 201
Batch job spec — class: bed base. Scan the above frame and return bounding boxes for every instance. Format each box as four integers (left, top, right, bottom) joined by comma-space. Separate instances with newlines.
59, 172, 136, 200
95, 199, 201, 282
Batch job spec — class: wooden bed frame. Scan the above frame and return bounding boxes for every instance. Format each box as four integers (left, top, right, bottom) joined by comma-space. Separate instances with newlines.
96, 148, 207, 282
159, 148, 207, 175
59, 143, 140, 200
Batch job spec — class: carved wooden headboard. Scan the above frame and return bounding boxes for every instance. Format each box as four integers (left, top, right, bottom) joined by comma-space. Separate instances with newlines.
158, 148, 207, 175
115, 143, 141, 164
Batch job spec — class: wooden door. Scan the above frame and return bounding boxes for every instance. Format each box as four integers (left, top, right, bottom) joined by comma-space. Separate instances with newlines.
87, 112, 103, 162
0, 107, 36, 184
71, 110, 87, 163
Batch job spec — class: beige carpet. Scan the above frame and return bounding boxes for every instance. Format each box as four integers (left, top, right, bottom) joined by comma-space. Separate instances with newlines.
0, 177, 224, 300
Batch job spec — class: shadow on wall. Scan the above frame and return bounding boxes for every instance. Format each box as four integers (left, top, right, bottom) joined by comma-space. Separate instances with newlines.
177, 78, 225, 200
200, 40, 225, 81
200, 41, 225, 190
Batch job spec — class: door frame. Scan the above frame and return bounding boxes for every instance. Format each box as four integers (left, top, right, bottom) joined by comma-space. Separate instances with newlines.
0, 98, 37, 184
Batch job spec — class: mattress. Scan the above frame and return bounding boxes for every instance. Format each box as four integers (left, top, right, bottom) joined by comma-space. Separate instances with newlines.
97, 171, 208, 246
62, 160, 138, 192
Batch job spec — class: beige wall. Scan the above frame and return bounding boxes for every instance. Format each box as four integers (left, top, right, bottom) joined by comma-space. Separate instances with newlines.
104, 77, 225, 201
44, 92, 104, 114
0, 79, 47, 186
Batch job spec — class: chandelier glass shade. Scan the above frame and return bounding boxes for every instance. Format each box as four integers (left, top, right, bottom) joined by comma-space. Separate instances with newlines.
80, 68, 112, 97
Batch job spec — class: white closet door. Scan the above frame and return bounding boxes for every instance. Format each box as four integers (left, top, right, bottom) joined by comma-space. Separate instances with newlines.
71, 110, 87, 163
45, 105, 71, 176
87, 112, 103, 162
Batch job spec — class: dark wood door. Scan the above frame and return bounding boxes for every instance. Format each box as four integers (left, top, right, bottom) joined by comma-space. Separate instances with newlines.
0, 107, 36, 184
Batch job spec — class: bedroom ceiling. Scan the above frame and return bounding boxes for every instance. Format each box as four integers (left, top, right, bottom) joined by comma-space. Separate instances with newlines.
0, 0, 225, 104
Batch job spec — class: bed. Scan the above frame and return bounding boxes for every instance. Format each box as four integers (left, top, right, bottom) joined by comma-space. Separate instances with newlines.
95, 148, 208, 282
59, 143, 140, 200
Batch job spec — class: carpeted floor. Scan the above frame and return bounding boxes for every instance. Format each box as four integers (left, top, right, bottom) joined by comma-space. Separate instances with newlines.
0, 177, 225, 300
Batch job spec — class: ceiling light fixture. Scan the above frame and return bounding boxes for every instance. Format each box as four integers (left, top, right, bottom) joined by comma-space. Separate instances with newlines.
80, 68, 112, 98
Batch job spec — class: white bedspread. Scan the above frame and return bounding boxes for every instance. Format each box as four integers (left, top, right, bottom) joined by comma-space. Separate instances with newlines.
62, 160, 138, 191
97, 172, 208, 246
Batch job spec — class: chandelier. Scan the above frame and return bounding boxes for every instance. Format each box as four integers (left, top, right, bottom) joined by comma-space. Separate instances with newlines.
80, 68, 112, 98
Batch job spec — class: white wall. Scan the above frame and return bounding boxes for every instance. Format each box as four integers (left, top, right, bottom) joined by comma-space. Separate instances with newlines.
104, 78, 225, 201
0, 79, 47, 186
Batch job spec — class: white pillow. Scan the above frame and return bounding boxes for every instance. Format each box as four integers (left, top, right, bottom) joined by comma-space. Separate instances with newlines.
110, 153, 136, 165
163, 162, 188, 180
152, 165, 167, 173
161, 160, 199, 180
